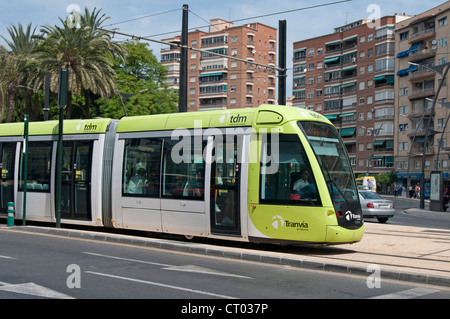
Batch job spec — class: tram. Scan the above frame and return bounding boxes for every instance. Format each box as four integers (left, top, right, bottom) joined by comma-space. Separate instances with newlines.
0, 105, 364, 244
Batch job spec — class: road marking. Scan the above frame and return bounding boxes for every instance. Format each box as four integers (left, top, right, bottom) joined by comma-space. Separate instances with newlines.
0, 282, 74, 299
370, 287, 440, 299
83, 252, 171, 267
0, 255, 15, 260
84, 252, 252, 279
163, 265, 252, 279
86, 271, 237, 299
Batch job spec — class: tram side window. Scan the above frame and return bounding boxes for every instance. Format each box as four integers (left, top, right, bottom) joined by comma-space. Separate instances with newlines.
260, 134, 320, 206
19, 141, 52, 192
162, 137, 205, 200
122, 138, 162, 197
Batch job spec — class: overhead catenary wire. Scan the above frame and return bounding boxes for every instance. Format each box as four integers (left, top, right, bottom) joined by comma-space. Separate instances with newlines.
144, 0, 352, 38
103, 8, 181, 28
97, 27, 286, 73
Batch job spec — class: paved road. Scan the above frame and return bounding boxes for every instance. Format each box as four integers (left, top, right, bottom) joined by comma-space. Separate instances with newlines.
0, 220, 449, 302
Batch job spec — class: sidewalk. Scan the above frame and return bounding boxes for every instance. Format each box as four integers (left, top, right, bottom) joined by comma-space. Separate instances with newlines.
2, 220, 449, 288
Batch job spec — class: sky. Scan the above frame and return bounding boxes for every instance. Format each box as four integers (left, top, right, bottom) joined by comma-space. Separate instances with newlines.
0, 0, 448, 94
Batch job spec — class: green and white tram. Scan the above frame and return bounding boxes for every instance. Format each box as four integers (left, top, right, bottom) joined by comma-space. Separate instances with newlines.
0, 105, 364, 244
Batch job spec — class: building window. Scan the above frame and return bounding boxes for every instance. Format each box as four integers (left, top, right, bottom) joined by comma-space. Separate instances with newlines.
399, 31, 409, 41
399, 142, 408, 151
399, 105, 408, 114
438, 37, 448, 48
359, 113, 364, 121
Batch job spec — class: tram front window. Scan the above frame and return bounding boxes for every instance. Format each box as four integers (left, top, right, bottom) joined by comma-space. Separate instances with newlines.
260, 134, 320, 206
298, 121, 358, 204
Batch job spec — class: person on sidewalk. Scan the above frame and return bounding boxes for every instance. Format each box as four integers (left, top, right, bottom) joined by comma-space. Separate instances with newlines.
443, 187, 450, 212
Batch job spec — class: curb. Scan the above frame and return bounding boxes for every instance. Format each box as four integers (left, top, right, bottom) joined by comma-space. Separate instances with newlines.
4, 225, 450, 289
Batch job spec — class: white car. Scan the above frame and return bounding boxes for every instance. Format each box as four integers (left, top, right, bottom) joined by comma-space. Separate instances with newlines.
358, 190, 395, 223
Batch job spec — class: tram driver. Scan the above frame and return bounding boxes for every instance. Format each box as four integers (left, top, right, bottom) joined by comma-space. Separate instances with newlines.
293, 169, 310, 191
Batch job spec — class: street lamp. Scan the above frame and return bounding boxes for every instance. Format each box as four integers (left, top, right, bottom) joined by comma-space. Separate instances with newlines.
408, 61, 450, 209
366, 124, 383, 176
117, 88, 148, 117
400, 112, 426, 198
429, 98, 450, 171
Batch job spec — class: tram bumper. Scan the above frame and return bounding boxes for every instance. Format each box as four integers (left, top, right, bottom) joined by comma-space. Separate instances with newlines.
325, 224, 365, 244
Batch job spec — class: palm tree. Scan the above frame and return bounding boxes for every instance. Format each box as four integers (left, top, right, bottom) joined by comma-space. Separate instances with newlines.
34, 7, 126, 119
0, 23, 39, 122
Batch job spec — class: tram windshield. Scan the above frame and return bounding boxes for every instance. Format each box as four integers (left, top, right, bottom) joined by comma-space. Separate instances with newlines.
298, 121, 358, 204
260, 134, 321, 206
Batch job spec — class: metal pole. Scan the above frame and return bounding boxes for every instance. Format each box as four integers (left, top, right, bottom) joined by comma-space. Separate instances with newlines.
22, 114, 28, 226
178, 4, 188, 112
56, 69, 68, 228
44, 72, 50, 121
367, 124, 383, 176
433, 101, 450, 171
278, 20, 286, 105
117, 87, 128, 117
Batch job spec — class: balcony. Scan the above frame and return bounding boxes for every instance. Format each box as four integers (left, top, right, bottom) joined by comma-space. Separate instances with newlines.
408, 48, 436, 63
408, 28, 435, 44
408, 87, 435, 100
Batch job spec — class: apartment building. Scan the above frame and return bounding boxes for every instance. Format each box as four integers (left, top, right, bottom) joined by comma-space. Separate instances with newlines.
394, 1, 450, 189
292, 15, 409, 177
161, 19, 277, 111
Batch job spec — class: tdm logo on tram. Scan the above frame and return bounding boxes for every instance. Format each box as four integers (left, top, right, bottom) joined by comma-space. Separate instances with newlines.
218, 111, 247, 124
271, 215, 309, 231
345, 211, 361, 221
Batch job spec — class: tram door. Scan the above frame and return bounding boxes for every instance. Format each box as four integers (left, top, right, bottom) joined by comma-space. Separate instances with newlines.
210, 135, 241, 235
60, 140, 93, 220
0, 143, 16, 213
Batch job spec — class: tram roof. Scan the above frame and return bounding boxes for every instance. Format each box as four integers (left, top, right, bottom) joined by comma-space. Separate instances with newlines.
116, 104, 331, 133
0, 118, 112, 136
0, 105, 332, 137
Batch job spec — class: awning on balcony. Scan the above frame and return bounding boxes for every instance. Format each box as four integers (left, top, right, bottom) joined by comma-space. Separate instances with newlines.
341, 81, 356, 88
396, 42, 422, 58
397, 64, 419, 76
373, 75, 395, 83
340, 127, 356, 137
199, 72, 223, 77
324, 114, 339, 120
373, 140, 385, 146
324, 56, 340, 63
340, 112, 356, 117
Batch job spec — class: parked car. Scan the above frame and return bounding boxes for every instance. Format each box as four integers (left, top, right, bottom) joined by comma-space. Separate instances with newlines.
358, 190, 395, 223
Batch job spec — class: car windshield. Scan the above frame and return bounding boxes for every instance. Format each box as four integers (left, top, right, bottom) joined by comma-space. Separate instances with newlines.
359, 191, 383, 200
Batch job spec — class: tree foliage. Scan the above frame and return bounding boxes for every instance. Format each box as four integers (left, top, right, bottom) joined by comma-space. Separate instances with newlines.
0, 7, 178, 122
